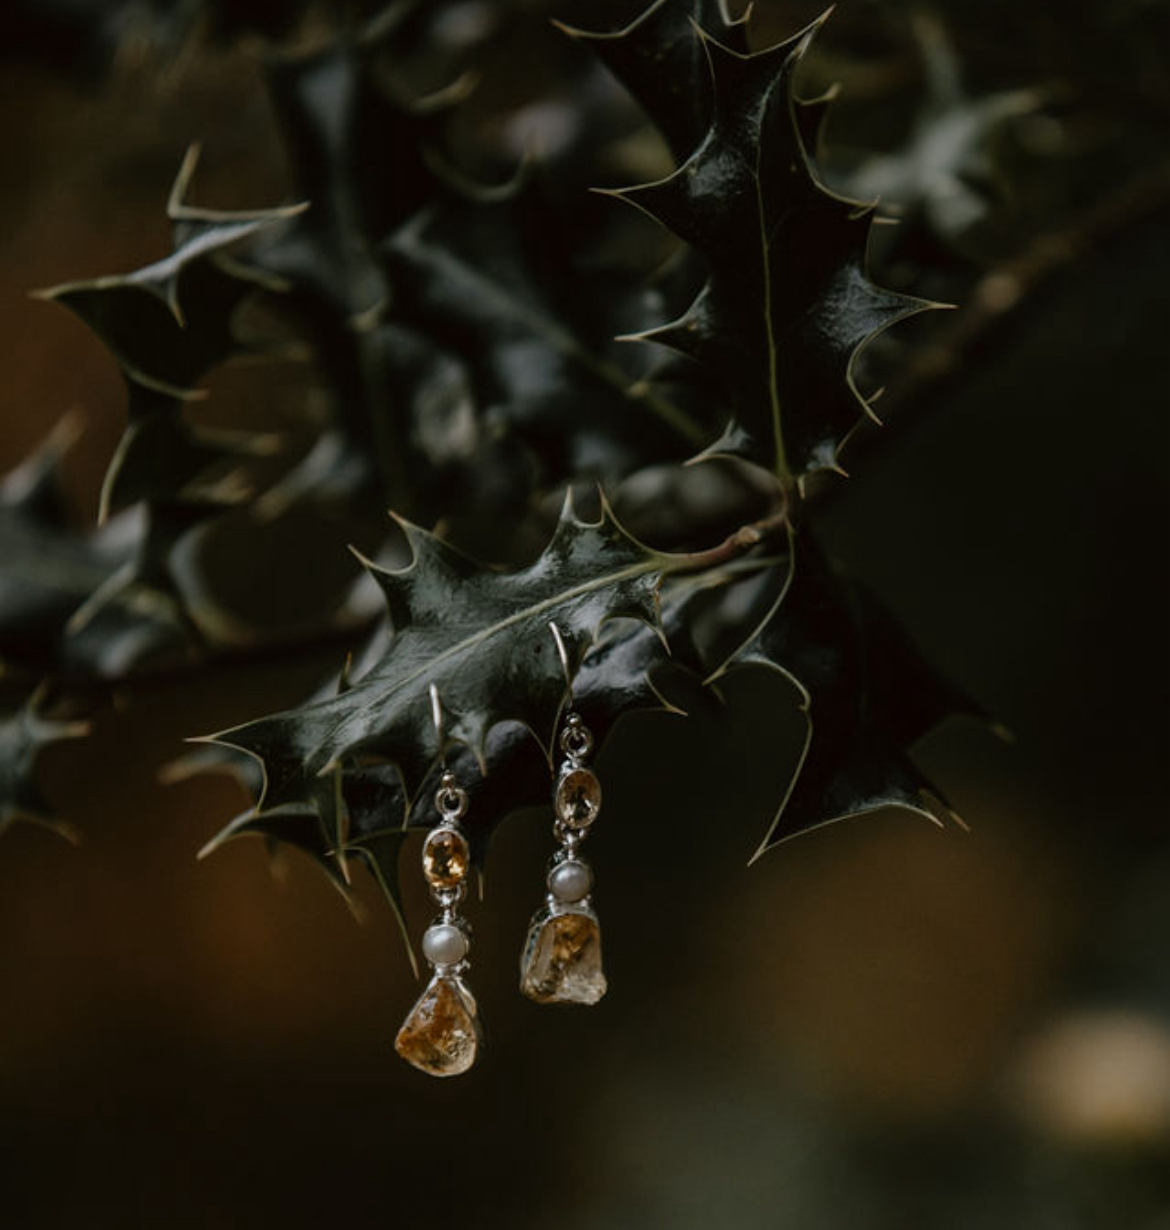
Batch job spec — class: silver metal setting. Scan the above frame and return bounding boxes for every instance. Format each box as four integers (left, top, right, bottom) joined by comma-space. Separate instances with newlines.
395, 685, 484, 1076
419, 692, 474, 971
518, 627, 608, 1006
545, 713, 599, 913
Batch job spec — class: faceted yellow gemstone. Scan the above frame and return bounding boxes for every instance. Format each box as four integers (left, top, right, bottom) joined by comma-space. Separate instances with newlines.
422, 827, 469, 889
394, 975, 481, 1077
520, 908, 606, 1005
555, 768, 601, 828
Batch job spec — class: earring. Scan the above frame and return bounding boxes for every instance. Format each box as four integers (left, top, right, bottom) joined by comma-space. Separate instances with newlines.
520, 705, 607, 1006
395, 692, 482, 1076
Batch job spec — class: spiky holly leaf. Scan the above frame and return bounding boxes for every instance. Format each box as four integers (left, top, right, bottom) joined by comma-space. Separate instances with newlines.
0, 420, 221, 678
559, 0, 748, 161
191, 645, 405, 937
60, 499, 227, 676
39, 169, 298, 394
98, 383, 278, 519
194, 661, 363, 885
0, 688, 87, 841
600, 9, 935, 486
194, 508, 681, 952
381, 181, 710, 490
37, 148, 302, 520
257, 14, 459, 317
206, 498, 667, 822
356, 613, 678, 926
202, 606, 684, 962
0, 421, 129, 664
716, 537, 977, 853
244, 21, 479, 512
378, 610, 682, 848
204, 802, 356, 896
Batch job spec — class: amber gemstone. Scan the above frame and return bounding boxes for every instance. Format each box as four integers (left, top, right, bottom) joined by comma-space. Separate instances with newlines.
394, 975, 481, 1077
520, 908, 606, 1005
422, 827, 469, 888
555, 768, 602, 829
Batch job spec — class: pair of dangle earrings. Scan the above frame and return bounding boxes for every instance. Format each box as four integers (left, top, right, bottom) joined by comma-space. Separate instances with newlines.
396, 661, 607, 1077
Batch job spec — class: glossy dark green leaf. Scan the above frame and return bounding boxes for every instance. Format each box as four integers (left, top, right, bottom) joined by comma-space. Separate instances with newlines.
212, 595, 685, 954
38, 149, 303, 521
99, 383, 279, 519
247, 23, 478, 513
257, 21, 454, 315
0, 689, 87, 840
197, 668, 390, 923
381, 181, 710, 489
0, 421, 148, 670
559, 0, 749, 161
61, 500, 227, 677
601, 8, 935, 487
0, 423, 211, 680
718, 537, 978, 852
206, 498, 667, 824
38, 166, 299, 398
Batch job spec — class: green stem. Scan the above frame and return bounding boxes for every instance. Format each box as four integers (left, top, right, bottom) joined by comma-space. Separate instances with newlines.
662, 503, 792, 575
754, 142, 800, 507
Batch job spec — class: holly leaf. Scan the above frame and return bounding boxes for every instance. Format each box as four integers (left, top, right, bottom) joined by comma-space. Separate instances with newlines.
257, 19, 458, 316
30, 151, 323, 671
99, 383, 279, 519
0, 420, 222, 679
718, 537, 977, 853
195, 665, 373, 906
0, 420, 132, 664
390, 611, 682, 846
248, 22, 479, 510
37, 147, 303, 521
602, 10, 937, 486
244, 578, 702, 933
381, 180, 710, 489
38, 150, 301, 397
61, 498, 238, 677
205, 497, 667, 826
558, 0, 749, 161
0, 688, 88, 841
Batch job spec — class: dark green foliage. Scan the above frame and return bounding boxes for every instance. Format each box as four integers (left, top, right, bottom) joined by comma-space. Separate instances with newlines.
558, 0, 750, 162
3, 0, 982, 951
0, 422, 127, 665
715, 535, 980, 851
606, 12, 935, 487
0, 689, 87, 839
210, 499, 665, 802
40, 152, 302, 520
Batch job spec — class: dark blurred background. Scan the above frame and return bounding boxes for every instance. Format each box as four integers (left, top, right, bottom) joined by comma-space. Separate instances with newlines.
1, 1, 1168, 1226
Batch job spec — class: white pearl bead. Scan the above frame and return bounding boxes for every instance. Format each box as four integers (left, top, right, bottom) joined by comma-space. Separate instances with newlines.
422, 922, 469, 966
548, 860, 592, 903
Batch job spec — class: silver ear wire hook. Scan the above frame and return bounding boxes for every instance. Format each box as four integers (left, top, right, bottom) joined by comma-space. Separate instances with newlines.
429, 682, 445, 761
548, 621, 574, 706
429, 682, 464, 815
549, 621, 591, 760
